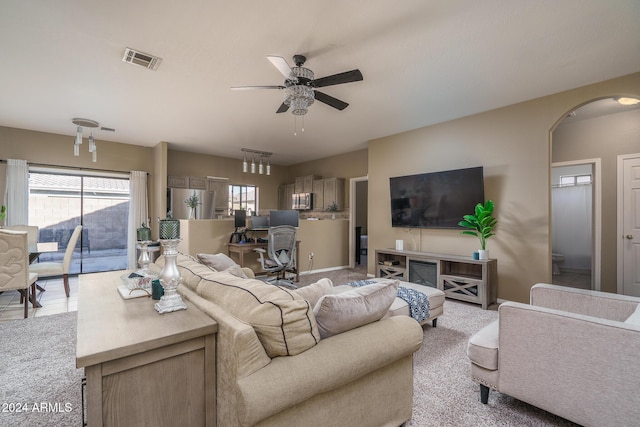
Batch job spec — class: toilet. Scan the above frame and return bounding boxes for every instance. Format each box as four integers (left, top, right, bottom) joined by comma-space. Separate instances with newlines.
552, 253, 565, 275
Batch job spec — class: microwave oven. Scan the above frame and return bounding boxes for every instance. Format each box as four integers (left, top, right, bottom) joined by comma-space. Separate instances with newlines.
292, 192, 313, 210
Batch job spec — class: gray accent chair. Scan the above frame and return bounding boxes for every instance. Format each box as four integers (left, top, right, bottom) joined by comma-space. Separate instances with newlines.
467, 283, 640, 427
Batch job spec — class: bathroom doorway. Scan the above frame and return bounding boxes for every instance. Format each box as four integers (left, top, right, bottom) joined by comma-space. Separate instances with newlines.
551, 161, 600, 290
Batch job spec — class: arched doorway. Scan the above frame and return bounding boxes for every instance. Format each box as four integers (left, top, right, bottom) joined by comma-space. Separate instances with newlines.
550, 96, 640, 292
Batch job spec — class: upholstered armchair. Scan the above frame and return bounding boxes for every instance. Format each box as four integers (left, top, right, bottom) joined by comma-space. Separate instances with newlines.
467, 283, 640, 426
0, 229, 39, 318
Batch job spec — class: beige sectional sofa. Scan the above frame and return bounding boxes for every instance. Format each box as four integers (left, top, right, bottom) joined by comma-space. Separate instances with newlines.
153, 254, 424, 427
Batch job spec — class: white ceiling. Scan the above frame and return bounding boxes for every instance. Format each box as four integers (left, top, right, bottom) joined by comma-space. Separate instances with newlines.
1, 0, 639, 166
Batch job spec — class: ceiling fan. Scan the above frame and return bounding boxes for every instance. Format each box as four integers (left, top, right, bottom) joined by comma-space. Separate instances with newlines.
231, 54, 363, 116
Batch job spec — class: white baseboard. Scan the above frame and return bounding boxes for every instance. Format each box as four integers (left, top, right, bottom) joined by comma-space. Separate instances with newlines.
299, 265, 350, 275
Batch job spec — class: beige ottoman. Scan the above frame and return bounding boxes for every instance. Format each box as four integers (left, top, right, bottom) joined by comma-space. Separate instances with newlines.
335, 278, 445, 327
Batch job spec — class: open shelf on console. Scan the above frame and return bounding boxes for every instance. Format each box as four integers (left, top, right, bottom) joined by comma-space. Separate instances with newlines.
440, 260, 483, 280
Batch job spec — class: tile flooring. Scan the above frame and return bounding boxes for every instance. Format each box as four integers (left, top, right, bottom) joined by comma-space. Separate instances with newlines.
0, 276, 79, 321
552, 270, 592, 290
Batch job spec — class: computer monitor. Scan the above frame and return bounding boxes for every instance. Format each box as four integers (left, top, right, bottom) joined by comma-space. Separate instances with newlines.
250, 216, 269, 229
234, 210, 247, 228
269, 210, 299, 227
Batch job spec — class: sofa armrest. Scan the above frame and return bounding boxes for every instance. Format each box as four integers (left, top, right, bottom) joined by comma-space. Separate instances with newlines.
236, 316, 423, 426
497, 301, 640, 427
530, 283, 640, 321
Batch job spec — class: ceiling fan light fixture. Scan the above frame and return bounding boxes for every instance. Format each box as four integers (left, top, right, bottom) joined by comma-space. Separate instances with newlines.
616, 97, 640, 106
285, 85, 314, 115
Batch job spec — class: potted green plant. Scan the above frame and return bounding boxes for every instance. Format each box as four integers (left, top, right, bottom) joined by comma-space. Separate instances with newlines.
185, 193, 200, 219
326, 201, 339, 219
458, 199, 496, 260
0, 204, 6, 226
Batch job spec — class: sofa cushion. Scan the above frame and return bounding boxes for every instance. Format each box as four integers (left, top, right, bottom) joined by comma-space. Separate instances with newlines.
314, 280, 399, 339
467, 319, 499, 370
197, 271, 320, 358
293, 278, 334, 307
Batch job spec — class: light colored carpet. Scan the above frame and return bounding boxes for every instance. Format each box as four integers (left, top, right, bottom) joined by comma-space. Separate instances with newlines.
0, 312, 83, 427
0, 271, 578, 426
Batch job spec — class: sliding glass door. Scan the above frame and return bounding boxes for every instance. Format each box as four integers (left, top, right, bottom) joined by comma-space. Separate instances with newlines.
28, 170, 129, 273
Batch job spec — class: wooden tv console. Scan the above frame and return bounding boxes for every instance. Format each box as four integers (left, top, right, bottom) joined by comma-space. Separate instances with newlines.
375, 249, 497, 309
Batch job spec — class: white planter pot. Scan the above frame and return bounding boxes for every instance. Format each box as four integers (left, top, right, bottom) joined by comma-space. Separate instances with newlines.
478, 249, 489, 260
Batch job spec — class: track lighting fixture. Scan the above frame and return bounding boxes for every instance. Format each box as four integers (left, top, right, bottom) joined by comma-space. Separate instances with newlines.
241, 148, 272, 175
71, 118, 100, 162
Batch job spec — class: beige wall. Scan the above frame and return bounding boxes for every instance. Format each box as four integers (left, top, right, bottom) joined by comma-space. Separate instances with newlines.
367, 72, 640, 303
287, 149, 368, 209
552, 108, 640, 292
167, 149, 290, 213
0, 125, 157, 218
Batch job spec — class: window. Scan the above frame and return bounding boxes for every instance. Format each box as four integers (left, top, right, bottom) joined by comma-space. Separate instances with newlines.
559, 174, 592, 187
229, 185, 257, 216
28, 169, 130, 273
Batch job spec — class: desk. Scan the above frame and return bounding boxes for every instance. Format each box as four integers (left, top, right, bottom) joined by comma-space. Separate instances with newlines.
227, 241, 300, 282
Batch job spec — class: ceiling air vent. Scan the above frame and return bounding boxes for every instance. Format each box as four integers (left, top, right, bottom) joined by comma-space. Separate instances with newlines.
122, 47, 162, 71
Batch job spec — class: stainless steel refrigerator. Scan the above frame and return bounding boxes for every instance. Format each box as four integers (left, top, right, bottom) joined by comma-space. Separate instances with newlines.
169, 188, 217, 219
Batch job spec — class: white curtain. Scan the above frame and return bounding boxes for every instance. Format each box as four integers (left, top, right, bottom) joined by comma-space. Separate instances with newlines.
128, 171, 149, 269
552, 185, 592, 270
4, 159, 29, 226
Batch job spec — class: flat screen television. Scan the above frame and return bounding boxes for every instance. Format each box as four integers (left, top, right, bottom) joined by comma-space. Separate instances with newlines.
270, 210, 299, 227
390, 166, 484, 229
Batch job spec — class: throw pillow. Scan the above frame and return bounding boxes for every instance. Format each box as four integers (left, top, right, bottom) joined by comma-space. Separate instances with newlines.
314, 280, 399, 339
197, 252, 237, 271
197, 271, 320, 357
293, 278, 334, 307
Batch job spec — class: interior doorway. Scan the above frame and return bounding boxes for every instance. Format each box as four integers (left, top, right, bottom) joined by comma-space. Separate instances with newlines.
349, 176, 368, 273
551, 96, 640, 293
550, 161, 601, 290
618, 153, 640, 296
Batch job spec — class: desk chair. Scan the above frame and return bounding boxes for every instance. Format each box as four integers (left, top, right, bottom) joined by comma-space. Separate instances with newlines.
254, 225, 297, 289
30, 225, 82, 297
0, 229, 38, 318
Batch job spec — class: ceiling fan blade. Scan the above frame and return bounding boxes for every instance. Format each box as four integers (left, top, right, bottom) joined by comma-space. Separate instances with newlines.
276, 103, 289, 113
231, 85, 285, 90
314, 91, 349, 111
312, 69, 363, 88
267, 55, 294, 80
